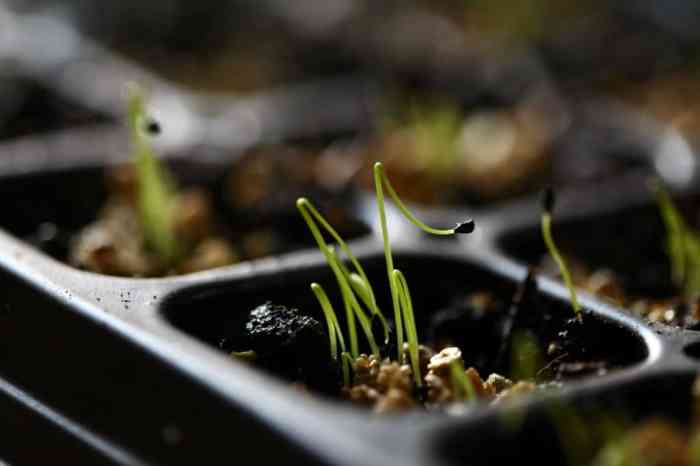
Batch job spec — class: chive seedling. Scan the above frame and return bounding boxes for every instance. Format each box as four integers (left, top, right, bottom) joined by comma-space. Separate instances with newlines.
374, 161, 474, 385
653, 180, 700, 298
298, 162, 475, 389
541, 186, 581, 322
126, 83, 180, 266
310, 283, 347, 362
311, 282, 352, 386
296, 197, 389, 343
297, 199, 383, 359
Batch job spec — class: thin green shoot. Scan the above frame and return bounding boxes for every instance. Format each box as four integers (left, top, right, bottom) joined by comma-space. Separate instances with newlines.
310, 282, 355, 387
393, 269, 421, 385
653, 180, 700, 298
374, 161, 474, 365
310, 283, 347, 362
541, 187, 581, 322
297, 200, 380, 359
126, 83, 179, 265
334, 253, 389, 345
374, 162, 474, 236
297, 199, 359, 354
347, 272, 389, 343
449, 359, 477, 402
297, 198, 390, 343
326, 247, 380, 358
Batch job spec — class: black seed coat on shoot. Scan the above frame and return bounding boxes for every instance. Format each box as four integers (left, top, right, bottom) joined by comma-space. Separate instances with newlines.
542, 186, 555, 213
454, 219, 475, 234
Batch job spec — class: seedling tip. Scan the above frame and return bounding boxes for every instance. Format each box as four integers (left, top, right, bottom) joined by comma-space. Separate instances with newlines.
126, 82, 179, 265
454, 219, 475, 234
145, 118, 161, 135
542, 185, 555, 213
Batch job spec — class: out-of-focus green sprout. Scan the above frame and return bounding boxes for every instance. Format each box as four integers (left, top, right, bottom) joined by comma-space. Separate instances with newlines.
653, 180, 700, 298
541, 186, 582, 321
126, 83, 180, 265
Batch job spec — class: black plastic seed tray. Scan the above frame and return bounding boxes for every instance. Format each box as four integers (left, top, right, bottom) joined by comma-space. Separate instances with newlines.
0, 127, 698, 466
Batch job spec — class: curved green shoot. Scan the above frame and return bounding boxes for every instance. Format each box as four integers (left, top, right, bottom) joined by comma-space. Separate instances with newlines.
309, 283, 354, 388
126, 83, 179, 265
348, 272, 389, 344
540, 187, 581, 321
297, 200, 358, 354
449, 359, 476, 402
326, 247, 380, 358
374, 163, 403, 360
331, 250, 389, 345
393, 269, 421, 385
374, 162, 474, 236
296, 198, 384, 311
297, 200, 380, 358
311, 283, 347, 361
296, 198, 389, 336
374, 161, 474, 361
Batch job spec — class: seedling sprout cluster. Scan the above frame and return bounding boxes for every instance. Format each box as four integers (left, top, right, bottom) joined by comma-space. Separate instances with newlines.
298, 162, 474, 388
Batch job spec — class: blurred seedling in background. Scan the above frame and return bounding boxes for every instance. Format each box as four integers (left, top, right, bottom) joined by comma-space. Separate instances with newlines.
653, 179, 700, 299
378, 96, 464, 181
541, 186, 582, 322
126, 83, 181, 266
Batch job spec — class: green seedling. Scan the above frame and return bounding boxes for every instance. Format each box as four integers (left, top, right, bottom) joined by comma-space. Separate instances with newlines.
653, 180, 700, 298
297, 199, 382, 359
298, 162, 474, 388
449, 359, 477, 402
510, 330, 542, 382
310, 283, 353, 386
310, 283, 347, 362
126, 83, 180, 266
541, 186, 581, 322
374, 161, 473, 385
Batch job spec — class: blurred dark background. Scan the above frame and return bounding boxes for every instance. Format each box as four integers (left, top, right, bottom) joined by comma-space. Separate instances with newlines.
2, 0, 700, 195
